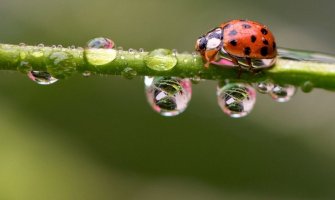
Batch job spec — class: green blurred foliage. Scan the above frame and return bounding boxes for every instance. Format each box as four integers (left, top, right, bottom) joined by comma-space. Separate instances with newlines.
1, 0, 335, 199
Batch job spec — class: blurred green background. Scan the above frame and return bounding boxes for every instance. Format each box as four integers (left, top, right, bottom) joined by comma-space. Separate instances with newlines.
1, 0, 335, 199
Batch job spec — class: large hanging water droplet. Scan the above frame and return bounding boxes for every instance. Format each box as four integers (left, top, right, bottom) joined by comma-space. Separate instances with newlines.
217, 83, 256, 118
144, 49, 177, 71
85, 37, 117, 66
214, 48, 276, 69
28, 71, 58, 85
255, 81, 274, 94
145, 76, 192, 116
270, 84, 296, 102
47, 51, 76, 79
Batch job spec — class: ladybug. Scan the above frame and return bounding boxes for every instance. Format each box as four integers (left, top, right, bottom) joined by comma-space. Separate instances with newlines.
195, 20, 277, 70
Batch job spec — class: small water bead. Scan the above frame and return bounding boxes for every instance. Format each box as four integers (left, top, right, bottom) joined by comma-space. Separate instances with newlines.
121, 67, 137, 79
128, 48, 135, 54
144, 49, 177, 71
139, 48, 145, 53
301, 81, 314, 93
82, 71, 91, 77
85, 37, 117, 66
28, 71, 58, 85
255, 81, 274, 94
145, 76, 192, 116
37, 43, 44, 48
19, 43, 26, 47
270, 84, 296, 102
47, 51, 76, 79
217, 83, 256, 118
57, 45, 63, 48
87, 37, 114, 49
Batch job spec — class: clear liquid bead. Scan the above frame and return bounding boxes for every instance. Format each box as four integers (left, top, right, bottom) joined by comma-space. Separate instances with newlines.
270, 84, 296, 102
144, 49, 177, 71
85, 37, 117, 66
145, 76, 192, 116
217, 83, 256, 118
28, 71, 58, 85
255, 81, 274, 94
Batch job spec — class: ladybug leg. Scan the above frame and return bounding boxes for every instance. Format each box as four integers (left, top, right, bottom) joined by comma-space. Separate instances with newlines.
246, 58, 263, 74
228, 54, 243, 78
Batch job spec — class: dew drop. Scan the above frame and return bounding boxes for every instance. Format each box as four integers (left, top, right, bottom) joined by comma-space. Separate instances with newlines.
82, 71, 91, 77
144, 49, 177, 71
47, 51, 76, 79
57, 45, 63, 48
28, 71, 58, 85
217, 83, 256, 118
139, 48, 145, 53
37, 43, 44, 48
121, 67, 137, 79
128, 48, 135, 54
19, 43, 26, 47
255, 81, 274, 94
145, 76, 192, 116
85, 37, 117, 66
301, 81, 314, 93
270, 84, 296, 102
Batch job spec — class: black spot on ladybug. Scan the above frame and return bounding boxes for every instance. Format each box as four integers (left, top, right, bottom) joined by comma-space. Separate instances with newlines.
229, 40, 237, 46
273, 42, 277, 49
198, 37, 207, 50
262, 39, 269, 45
251, 35, 256, 43
261, 28, 268, 35
229, 30, 238, 36
260, 46, 268, 56
222, 24, 231, 30
244, 47, 251, 56
242, 24, 251, 29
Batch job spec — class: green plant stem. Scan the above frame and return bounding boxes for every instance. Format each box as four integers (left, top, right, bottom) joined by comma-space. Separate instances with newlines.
1, 43, 335, 90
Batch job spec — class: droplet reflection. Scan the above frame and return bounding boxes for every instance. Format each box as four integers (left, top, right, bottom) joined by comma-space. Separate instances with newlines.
217, 83, 256, 118
145, 76, 192, 116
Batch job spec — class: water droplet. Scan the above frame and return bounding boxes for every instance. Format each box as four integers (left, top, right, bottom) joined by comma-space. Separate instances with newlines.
82, 71, 91, 77
46, 51, 76, 79
139, 48, 145, 53
255, 81, 274, 94
19, 43, 26, 47
270, 84, 296, 102
144, 49, 177, 71
87, 37, 114, 49
17, 61, 32, 74
215, 48, 276, 69
301, 81, 314, 93
172, 49, 178, 57
70, 45, 76, 49
128, 48, 135, 54
121, 67, 137, 79
145, 76, 192, 116
217, 83, 256, 118
190, 76, 202, 84
37, 43, 44, 48
28, 71, 58, 85
57, 45, 63, 48
51, 45, 57, 49
85, 37, 116, 66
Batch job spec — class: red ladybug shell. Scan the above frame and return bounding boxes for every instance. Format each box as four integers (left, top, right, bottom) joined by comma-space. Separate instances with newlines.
220, 20, 277, 59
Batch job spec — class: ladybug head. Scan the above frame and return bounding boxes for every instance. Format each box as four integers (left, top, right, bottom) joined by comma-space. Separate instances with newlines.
195, 27, 223, 63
